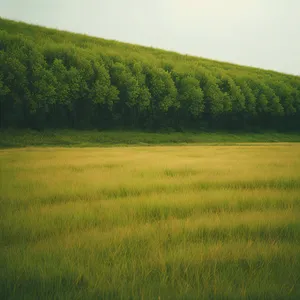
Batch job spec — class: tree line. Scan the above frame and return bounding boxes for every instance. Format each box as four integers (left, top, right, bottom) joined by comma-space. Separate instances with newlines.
0, 18, 300, 131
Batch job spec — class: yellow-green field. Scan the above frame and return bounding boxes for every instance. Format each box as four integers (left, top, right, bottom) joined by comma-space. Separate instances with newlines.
1, 144, 300, 299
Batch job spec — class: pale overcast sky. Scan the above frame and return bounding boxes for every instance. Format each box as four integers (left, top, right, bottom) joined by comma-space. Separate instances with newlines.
1, 0, 300, 75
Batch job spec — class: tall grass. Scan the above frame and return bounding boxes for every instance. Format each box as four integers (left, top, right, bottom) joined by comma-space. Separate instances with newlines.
1, 144, 300, 299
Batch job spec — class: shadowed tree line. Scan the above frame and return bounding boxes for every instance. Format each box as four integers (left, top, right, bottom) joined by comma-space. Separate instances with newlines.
0, 18, 299, 131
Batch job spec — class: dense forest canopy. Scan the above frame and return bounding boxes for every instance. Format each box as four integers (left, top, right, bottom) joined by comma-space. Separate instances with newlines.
0, 18, 299, 131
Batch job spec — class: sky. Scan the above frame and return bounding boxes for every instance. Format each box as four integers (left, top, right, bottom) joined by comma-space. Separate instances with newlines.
1, 0, 300, 75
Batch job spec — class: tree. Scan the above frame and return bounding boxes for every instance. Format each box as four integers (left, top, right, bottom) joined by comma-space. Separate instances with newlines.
90, 61, 111, 105
177, 76, 204, 118
238, 80, 256, 116
50, 59, 69, 106
130, 61, 151, 112
110, 62, 139, 108
146, 67, 178, 128
218, 74, 245, 114
268, 80, 296, 115
262, 83, 283, 116
195, 70, 224, 117
0, 46, 29, 127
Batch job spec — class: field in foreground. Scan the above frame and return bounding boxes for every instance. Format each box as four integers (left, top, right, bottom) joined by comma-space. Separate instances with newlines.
1, 144, 300, 299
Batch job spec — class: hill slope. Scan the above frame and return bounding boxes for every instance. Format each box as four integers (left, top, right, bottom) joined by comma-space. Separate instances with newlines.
0, 18, 299, 131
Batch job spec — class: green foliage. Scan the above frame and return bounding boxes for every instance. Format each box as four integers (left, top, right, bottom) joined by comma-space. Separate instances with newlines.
50, 59, 70, 106
130, 61, 151, 112
178, 76, 204, 117
238, 80, 256, 115
0, 18, 299, 131
147, 67, 178, 112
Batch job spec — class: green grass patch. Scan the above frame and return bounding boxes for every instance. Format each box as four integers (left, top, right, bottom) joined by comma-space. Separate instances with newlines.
1, 129, 300, 148
1, 144, 300, 299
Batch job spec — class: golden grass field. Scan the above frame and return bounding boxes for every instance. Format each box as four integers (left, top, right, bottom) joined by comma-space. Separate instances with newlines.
1, 144, 300, 299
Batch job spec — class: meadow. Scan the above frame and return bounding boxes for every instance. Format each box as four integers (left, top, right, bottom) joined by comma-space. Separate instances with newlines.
1, 144, 300, 299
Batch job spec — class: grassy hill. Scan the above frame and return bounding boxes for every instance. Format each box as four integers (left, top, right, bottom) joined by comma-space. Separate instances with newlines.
0, 18, 299, 131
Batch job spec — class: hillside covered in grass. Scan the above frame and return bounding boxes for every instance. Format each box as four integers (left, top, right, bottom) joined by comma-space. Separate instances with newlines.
0, 18, 299, 131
